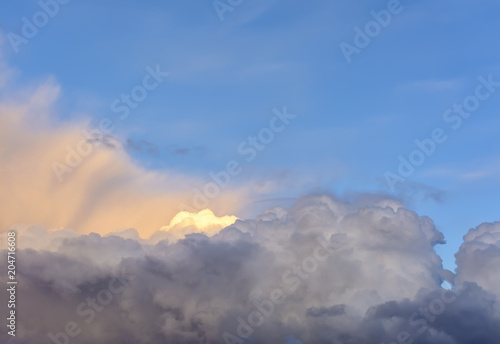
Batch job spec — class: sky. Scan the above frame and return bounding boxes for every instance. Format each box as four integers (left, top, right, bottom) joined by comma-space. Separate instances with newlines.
1, 0, 500, 343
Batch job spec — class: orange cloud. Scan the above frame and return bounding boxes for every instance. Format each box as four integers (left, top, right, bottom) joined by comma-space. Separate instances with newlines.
0, 75, 247, 238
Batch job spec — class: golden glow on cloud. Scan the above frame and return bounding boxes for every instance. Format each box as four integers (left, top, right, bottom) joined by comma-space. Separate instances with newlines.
161, 209, 238, 236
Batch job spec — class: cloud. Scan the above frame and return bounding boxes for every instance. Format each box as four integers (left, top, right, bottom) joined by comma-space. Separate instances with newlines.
169, 145, 191, 156
161, 208, 237, 233
455, 221, 500, 299
4, 195, 499, 343
125, 138, 159, 155
166, 144, 207, 157
0, 72, 248, 238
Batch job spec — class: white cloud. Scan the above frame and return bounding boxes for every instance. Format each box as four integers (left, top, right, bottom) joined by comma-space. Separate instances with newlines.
455, 221, 500, 299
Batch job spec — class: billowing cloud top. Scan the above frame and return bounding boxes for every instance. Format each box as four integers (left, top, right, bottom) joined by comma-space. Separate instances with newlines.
157, 208, 238, 242
455, 222, 500, 297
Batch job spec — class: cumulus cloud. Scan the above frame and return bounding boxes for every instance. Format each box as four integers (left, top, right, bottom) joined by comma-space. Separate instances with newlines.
155, 209, 238, 242
455, 221, 500, 300
2, 195, 499, 344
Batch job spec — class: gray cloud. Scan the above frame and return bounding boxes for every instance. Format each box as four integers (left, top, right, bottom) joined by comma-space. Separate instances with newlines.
168, 144, 207, 157
1, 196, 499, 343
455, 221, 500, 297
124, 139, 207, 159
125, 138, 159, 155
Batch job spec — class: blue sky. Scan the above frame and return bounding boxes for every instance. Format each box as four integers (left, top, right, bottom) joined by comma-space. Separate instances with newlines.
2, 0, 500, 271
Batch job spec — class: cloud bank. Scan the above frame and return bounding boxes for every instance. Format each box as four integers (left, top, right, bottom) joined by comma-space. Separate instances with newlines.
1, 195, 499, 343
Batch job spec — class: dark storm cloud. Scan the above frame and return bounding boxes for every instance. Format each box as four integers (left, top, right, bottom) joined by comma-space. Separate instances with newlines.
306, 304, 346, 317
